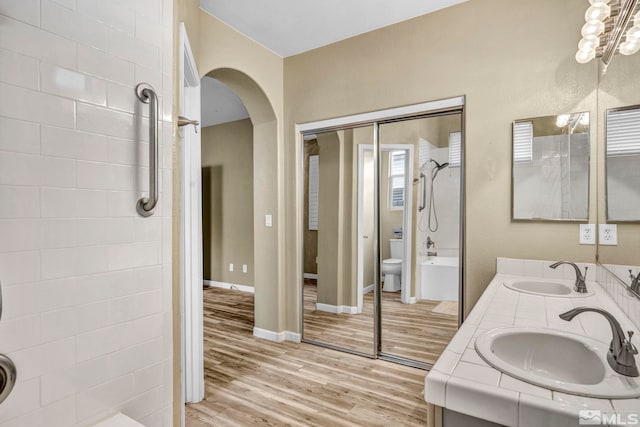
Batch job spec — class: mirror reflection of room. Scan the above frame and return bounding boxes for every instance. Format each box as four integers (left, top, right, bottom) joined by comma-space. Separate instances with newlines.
378, 114, 461, 365
606, 105, 640, 221
302, 126, 376, 355
512, 112, 590, 221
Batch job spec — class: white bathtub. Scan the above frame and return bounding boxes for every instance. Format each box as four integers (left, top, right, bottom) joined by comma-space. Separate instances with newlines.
421, 256, 459, 301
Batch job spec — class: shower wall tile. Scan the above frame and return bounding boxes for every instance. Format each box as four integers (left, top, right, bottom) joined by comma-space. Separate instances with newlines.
77, 44, 135, 87
40, 63, 107, 107
77, 0, 135, 34
0, 117, 40, 155
0, 0, 173, 423
0, 83, 75, 129
0, 0, 40, 26
41, 0, 107, 51
0, 49, 39, 90
0, 16, 76, 69
41, 126, 108, 162
0, 220, 40, 253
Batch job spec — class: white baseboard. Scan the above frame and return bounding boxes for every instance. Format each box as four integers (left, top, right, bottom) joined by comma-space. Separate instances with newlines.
285, 331, 301, 343
253, 327, 301, 343
408, 296, 417, 304
363, 284, 374, 294
303, 273, 318, 280
316, 303, 358, 314
204, 280, 255, 293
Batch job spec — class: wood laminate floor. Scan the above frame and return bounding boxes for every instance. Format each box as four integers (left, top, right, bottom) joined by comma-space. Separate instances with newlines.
185, 287, 432, 426
304, 282, 458, 365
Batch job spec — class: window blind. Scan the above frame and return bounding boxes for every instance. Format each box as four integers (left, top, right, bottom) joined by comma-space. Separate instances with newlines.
449, 131, 461, 167
389, 151, 405, 209
513, 121, 533, 163
607, 107, 640, 157
308, 155, 319, 230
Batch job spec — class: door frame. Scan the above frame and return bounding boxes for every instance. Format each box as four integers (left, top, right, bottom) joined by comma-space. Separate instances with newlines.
179, 22, 204, 407
357, 144, 414, 307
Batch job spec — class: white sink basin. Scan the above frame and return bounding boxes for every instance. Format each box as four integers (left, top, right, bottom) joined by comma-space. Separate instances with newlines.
503, 280, 593, 297
475, 328, 640, 399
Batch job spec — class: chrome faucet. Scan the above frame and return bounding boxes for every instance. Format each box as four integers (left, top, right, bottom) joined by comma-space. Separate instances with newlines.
629, 270, 640, 294
426, 236, 435, 249
560, 307, 638, 377
549, 261, 588, 293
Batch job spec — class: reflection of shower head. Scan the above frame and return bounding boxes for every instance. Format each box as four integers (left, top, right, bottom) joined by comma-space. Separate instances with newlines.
430, 159, 449, 170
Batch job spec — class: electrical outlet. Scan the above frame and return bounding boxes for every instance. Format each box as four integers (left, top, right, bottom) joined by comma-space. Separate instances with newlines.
242, 264, 247, 273
579, 224, 595, 245
229, 263, 234, 272
599, 224, 618, 245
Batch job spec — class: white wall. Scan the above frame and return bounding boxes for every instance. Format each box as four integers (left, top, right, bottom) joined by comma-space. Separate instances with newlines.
416, 144, 460, 257
0, 0, 173, 425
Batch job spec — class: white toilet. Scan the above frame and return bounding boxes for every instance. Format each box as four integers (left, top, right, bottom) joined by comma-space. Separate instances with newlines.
382, 238, 403, 292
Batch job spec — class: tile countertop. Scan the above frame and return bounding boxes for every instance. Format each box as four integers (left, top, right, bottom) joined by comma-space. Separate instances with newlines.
424, 271, 640, 427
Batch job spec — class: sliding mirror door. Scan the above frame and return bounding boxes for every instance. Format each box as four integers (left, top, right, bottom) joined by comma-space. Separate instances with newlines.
378, 114, 462, 366
302, 126, 376, 356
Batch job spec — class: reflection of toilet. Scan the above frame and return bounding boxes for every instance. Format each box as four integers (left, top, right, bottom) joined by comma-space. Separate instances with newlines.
382, 239, 403, 292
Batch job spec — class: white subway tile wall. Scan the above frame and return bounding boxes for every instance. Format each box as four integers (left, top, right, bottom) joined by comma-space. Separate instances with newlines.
598, 264, 640, 330
0, 0, 173, 425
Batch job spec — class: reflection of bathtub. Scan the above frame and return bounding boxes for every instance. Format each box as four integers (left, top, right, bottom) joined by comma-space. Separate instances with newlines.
421, 257, 459, 301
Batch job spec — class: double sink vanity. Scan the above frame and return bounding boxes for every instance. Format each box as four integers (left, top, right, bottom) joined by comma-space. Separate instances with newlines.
424, 258, 640, 427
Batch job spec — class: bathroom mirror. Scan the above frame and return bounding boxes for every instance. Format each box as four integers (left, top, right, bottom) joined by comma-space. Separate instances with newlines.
605, 105, 640, 222
512, 112, 590, 221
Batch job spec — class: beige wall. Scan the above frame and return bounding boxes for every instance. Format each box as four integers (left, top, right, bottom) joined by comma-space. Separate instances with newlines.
202, 119, 255, 286
284, 0, 600, 318
197, 11, 286, 334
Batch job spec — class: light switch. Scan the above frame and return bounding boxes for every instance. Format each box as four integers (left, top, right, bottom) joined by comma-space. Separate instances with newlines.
242, 264, 247, 273
599, 224, 618, 245
265, 214, 272, 227
229, 263, 234, 272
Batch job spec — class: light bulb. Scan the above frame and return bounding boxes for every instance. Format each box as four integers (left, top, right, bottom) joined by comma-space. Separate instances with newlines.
626, 25, 640, 42
579, 36, 600, 51
619, 40, 640, 55
582, 20, 605, 37
556, 114, 571, 127
585, 3, 611, 22
575, 48, 596, 64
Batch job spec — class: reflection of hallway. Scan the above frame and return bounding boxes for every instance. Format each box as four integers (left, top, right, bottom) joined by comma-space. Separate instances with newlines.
304, 282, 458, 365
185, 287, 429, 426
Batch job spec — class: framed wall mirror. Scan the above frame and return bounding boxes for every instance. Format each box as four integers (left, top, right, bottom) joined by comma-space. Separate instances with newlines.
512, 112, 590, 221
605, 105, 640, 222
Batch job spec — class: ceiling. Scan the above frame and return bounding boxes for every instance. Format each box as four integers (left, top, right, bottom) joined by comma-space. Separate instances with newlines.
201, 77, 249, 128
199, 0, 467, 127
199, 0, 468, 58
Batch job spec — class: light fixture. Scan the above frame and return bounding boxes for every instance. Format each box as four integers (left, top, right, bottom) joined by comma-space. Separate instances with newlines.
575, 0, 640, 67
556, 114, 571, 127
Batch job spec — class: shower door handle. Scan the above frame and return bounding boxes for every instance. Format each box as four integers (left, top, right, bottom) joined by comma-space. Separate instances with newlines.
135, 83, 159, 217
418, 173, 426, 212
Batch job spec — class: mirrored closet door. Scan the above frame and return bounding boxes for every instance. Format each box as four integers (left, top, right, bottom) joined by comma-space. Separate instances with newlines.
377, 114, 462, 366
302, 125, 376, 356
300, 98, 464, 368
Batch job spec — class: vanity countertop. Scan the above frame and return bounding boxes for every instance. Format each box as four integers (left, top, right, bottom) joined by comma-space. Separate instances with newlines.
424, 260, 640, 427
